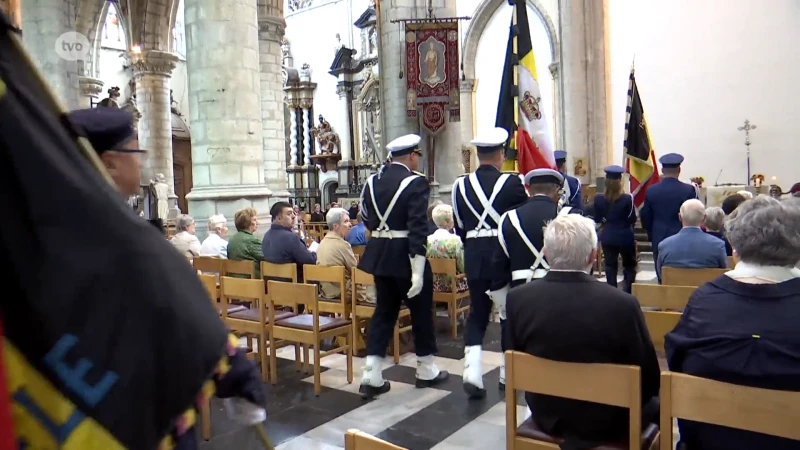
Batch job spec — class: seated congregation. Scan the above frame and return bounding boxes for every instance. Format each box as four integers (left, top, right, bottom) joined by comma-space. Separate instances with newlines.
179, 192, 800, 450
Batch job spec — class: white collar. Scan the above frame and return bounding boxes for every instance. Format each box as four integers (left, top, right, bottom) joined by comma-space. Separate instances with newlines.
430, 228, 457, 239
726, 261, 800, 283
391, 161, 410, 171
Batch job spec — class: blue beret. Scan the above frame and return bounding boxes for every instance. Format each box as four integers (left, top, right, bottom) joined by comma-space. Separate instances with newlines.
659, 153, 684, 168
67, 108, 135, 154
554, 150, 567, 161
604, 165, 625, 180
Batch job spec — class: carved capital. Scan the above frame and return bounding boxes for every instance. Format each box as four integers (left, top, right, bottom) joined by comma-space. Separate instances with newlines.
79, 76, 104, 98
299, 98, 313, 109
548, 62, 559, 80
459, 78, 476, 93
258, 17, 286, 42
336, 83, 352, 99
130, 50, 178, 77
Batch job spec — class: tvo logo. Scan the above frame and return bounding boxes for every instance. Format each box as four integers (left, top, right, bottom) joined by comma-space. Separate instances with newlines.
55, 32, 90, 61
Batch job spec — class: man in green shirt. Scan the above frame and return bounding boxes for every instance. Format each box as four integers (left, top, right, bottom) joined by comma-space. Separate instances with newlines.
227, 207, 265, 277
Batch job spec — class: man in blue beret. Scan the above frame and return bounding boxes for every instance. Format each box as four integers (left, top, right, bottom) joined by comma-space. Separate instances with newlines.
554, 150, 583, 212
639, 152, 698, 282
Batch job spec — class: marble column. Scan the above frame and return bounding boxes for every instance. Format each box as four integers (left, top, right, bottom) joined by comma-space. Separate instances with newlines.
258, 11, 289, 198
0, 0, 21, 29
130, 50, 179, 215
459, 78, 477, 174
78, 76, 103, 109
301, 103, 312, 189
559, 0, 611, 182
548, 62, 566, 151
185, 0, 271, 236
22, 0, 79, 109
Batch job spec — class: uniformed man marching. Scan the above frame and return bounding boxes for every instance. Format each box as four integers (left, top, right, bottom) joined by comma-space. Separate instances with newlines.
357, 134, 448, 399
451, 127, 527, 398
555, 150, 583, 212
592, 165, 638, 293
639, 153, 697, 281
488, 168, 581, 389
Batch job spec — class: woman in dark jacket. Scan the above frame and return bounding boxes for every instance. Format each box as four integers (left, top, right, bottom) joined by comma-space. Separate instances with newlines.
665, 196, 800, 450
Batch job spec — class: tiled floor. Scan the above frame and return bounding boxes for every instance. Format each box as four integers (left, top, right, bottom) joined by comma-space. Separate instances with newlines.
199, 317, 678, 450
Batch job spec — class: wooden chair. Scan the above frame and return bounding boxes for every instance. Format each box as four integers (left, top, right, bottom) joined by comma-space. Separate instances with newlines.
352, 245, 367, 260
261, 261, 298, 283
660, 371, 800, 450
727, 256, 736, 267
505, 351, 659, 450
220, 277, 297, 383
194, 256, 224, 274
198, 273, 246, 316
267, 280, 353, 395
661, 267, 728, 287
345, 429, 408, 450
224, 259, 256, 278
632, 284, 694, 351
303, 264, 349, 317
351, 268, 412, 363
427, 258, 470, 339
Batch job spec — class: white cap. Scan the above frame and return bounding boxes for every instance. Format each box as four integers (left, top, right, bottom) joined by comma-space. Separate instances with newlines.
523, 168, 564, 186
470, 127, 509, 152
386, 134, 421, 156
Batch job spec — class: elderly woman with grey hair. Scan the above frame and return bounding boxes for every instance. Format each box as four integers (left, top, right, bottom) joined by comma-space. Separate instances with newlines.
199, 214, 229, 258
665, 195, 800, 450
426, 204, 468, 293
703, 206, 732, 256
171, 214, 203, 258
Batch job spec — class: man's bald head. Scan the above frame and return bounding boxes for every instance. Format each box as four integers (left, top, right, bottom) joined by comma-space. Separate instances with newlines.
680, 199, 706, 227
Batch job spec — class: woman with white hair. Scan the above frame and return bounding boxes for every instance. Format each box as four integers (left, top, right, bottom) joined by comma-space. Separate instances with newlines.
666, 196, 800, 450
703, 206, 731, 256
426, 204, 468, 293
170, 214, 202, 258
200, 214, 229, 258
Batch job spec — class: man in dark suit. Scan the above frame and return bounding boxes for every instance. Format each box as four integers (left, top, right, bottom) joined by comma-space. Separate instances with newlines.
357, 134, 448, 399
656, 199, 728, 281
506, 214, 660, 447
488, 168, 581, 389
451, 127, 528, 398
554, 150, 583, 212
640, 153, 698, 264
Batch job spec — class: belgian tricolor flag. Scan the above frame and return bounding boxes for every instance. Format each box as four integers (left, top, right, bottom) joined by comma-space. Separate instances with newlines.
624, 69, 660, 207
495, 0, 555, 174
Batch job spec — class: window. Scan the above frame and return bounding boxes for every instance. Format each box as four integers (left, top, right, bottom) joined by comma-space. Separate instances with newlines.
172, 0, 186, 57
101, 2, 127, 51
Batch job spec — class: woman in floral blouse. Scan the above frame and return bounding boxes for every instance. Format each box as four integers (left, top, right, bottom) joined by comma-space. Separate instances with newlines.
426, 204, 468, 292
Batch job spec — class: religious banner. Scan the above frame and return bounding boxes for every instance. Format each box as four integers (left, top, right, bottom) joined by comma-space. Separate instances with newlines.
405, 21, 460, 135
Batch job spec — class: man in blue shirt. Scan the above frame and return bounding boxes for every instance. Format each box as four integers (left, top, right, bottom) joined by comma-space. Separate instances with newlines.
656, 199, 727, 281
346, 212, 368, 246
262, 201, 317, 282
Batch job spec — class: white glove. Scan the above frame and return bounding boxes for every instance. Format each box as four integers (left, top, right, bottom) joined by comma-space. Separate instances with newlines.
407, 255, 426, 298
223, 398, 267, 426
486, 285, 509, 320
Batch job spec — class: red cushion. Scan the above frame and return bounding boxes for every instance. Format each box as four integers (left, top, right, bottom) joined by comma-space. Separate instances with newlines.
516, 417, 659, 450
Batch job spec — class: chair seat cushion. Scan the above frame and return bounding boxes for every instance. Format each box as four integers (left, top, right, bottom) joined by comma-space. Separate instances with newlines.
228, 308, 295, 322
275, 314, 351, 331
516, 417, 659, 450
218, 305, 247, 315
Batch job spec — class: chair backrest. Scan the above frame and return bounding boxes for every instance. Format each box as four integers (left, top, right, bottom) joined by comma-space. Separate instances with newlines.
198, 274, 218, 303
352, 268, 374, 287
194, 256, 224, 274
632, 284, 695, 310
304, 264, 346, 285
345, 429, 408, 450
660, 371, 800, 450
728, 256, 736, 267
267, 280, 317, 311
427, 257, 457, 276
219, 276, 265, 319
352, 245, 366, 259
261, 261, 298, 282
224, 259, 256, 278
662, 267, 728, 286
505, 351, 642, 450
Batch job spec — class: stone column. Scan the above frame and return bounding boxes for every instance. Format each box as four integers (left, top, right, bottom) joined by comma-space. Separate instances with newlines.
22, 0, 80, 109
459, 78, 477, 174
548, 62, 566, 151
130, 50, 179, 215
185, 0, 271, 236
559, 0, 610, 182
336, 85, 352, 163
258, 13, 289, 198
301, 103, 312, 189
78, 76, 103, 109
0, 0, 22, 29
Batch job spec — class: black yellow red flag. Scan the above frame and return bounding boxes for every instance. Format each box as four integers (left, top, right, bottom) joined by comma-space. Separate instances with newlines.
624, 69, 660, 207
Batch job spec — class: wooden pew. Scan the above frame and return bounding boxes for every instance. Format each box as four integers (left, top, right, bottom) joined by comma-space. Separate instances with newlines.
632, 284, 695, 352
661, 267, 728, 287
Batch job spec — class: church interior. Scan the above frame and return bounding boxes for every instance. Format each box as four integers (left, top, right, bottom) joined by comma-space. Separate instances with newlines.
2, 0, 800, 449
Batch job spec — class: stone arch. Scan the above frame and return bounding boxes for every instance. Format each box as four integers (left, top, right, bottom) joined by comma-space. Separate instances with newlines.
462, 0, 558, 81
80, 0, 114, 77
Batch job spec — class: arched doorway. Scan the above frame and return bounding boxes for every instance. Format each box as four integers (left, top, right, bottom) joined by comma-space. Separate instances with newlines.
171, 112, 192, 213
324, 181, 339, 206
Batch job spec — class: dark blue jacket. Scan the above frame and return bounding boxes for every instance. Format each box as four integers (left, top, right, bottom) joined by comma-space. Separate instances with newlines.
640, 177, 697, 249
592, 193, 636, 247
666, 275, 800, 450
261, 223, 316, 282
565, 174, 583, 211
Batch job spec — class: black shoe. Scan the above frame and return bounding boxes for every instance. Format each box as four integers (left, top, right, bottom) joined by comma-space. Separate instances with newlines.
415, 371, 449, 388
463, 382, 487, 399
359, 381, 391, 400
498, 381, 506, 391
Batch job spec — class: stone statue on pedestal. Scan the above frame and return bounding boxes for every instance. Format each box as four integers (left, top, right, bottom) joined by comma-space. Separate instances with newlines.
151, 173, 169, 220
311, 115, 340, 155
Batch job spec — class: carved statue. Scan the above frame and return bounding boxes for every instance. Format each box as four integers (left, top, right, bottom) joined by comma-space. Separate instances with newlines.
310, 115, 340, 155
368, 28, 378, 57
98, 87, 121, 108
299, 63, 312, 82
151, 173, 169, 220
281, 37, 291, 64
334, 33, 343, 54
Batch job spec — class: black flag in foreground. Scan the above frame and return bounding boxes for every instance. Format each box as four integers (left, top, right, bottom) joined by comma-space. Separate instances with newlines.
0, 11, 228, 450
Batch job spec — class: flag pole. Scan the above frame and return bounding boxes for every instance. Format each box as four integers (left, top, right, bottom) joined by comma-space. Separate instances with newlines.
622, 57, 635, 191
512, 0, 520, 174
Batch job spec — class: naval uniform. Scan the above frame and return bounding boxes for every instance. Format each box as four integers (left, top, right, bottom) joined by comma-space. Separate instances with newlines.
555, 151, 583, 212
593, 165, 638, 293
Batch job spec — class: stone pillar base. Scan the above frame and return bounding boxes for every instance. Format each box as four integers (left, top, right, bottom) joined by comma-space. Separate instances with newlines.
186, 185, 275, 239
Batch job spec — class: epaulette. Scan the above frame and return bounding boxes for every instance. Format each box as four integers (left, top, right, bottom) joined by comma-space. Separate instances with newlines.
413, 170, 426, 177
